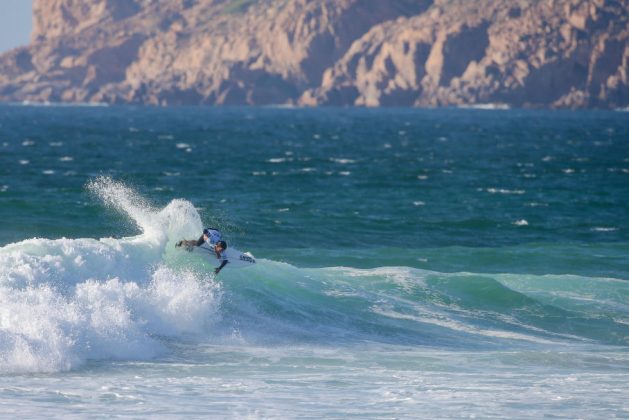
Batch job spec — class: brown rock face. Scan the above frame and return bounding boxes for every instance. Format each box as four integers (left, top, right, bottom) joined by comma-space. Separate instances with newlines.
306, 0, 628, 108
0, 0, 626, 108
32, 0, 142, 42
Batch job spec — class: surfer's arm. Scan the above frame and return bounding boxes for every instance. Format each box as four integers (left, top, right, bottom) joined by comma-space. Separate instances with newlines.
175, 239, 201, 251
214, 259, 228, 275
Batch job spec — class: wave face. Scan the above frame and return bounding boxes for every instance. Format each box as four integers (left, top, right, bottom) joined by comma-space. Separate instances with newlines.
1, 178, 627, 373
221, 264, 629, 348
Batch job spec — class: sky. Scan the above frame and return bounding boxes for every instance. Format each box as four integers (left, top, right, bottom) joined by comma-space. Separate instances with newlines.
0, 0, 33, 53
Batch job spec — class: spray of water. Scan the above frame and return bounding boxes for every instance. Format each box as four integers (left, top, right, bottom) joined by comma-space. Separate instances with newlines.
0, 177, 220, 373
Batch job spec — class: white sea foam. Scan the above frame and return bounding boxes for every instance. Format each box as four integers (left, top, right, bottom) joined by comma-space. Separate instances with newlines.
330, 158, 356, 164
484, 188, 525, 195
371, 307, 556, 344
592, 227, 618, 232
175, 143, 192, 153
0, 177, 221, 373
458, 103, 510, 110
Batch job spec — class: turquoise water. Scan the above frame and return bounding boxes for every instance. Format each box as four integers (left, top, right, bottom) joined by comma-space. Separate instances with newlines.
0, 105, 628, 417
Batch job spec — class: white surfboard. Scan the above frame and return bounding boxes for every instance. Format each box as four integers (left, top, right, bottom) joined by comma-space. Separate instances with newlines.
192, 242, 256, 268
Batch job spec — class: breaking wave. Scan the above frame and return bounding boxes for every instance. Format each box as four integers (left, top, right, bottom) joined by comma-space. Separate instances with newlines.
1, 178, 627, 373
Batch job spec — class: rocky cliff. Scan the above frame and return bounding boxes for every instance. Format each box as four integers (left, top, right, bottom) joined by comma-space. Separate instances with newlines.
0, 0, 626, 108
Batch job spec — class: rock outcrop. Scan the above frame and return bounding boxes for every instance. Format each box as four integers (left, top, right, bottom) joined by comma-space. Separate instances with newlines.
0, 0, 626, 108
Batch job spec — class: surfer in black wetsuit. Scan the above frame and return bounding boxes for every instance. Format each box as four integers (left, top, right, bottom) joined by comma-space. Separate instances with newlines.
176, 228, 229, 274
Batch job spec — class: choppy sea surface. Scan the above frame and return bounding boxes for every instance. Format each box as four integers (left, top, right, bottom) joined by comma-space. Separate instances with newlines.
0, 105, 627, 418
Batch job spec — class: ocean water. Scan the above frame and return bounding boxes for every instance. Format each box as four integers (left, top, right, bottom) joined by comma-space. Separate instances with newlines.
0, 105, 628, 418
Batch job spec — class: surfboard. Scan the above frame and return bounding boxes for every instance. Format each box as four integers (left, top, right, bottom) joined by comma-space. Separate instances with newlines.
191, 242, 256, 268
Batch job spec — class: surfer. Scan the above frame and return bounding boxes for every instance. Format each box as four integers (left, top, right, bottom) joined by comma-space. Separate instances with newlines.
176, 228, 229, 274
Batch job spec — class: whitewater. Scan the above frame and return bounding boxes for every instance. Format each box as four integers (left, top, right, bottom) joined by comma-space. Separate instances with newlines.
0, 177, 221, 373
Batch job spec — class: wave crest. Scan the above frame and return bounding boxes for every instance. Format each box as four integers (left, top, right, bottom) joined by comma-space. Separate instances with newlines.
0, 178, 219, 373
